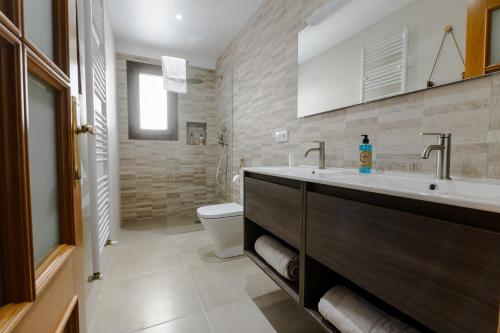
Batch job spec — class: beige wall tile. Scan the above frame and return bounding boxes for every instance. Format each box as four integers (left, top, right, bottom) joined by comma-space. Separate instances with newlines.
106, 3, 500, 205
213, 0, 500, 204
117, 55, 219, 222
487, 143, 500, 178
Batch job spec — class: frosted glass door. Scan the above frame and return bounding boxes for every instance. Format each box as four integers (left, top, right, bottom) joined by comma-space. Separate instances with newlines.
490, 8, 500, 65
24, 0, 54, 60
27, 74, 60, 265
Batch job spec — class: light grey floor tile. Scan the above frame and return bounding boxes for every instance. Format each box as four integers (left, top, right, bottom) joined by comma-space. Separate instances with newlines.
137, 312, 211, 333
91, 267, 202, 333
90, 222, 321, 333
106, 237, 183, 278
205, 298, 277, 333
253, 291, 324, 333
189, 259, 279, 310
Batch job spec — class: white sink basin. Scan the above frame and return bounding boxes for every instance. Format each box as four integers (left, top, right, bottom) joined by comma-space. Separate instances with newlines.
248, 165, 354, 177
243, 166, 500, 213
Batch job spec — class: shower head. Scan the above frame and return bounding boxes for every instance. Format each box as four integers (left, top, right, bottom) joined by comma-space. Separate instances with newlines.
187, 77, 204, 85
187, 71, 212, 85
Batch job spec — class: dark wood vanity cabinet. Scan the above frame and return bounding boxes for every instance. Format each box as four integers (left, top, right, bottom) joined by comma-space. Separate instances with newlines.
243, 173, 303, 303
307, 189, 500, 333
244, 174, 302, 248
243, 172, 500, 333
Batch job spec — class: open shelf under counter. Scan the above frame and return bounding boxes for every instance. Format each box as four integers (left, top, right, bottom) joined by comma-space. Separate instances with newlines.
243, 168, 500, 333
302, 255, 433, 333
304, 308, 341, 333
245, 250, 300, 304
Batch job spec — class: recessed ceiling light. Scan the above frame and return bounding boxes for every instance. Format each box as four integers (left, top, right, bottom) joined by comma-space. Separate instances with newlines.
176, 14, 183, 20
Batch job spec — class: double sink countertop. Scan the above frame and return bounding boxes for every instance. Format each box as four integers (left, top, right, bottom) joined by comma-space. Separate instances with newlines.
242, 166, 500, 214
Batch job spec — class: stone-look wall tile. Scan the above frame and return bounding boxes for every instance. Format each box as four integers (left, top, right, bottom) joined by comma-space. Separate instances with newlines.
117, 54, 219, 222
487, 143, 500, 178
375, 93, 425, 172
213, 0, 500, 204
488, 75, 500, 177
490, 75, 500, 139
423, 79, 492, 144
422, 78, 492, 177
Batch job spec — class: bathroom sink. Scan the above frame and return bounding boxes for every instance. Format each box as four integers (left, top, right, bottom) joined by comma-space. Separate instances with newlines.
250, 166, 352, 177
243, 166, 500, 213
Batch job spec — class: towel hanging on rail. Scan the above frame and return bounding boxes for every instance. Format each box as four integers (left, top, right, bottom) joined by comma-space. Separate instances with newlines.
161, 56, 187, 93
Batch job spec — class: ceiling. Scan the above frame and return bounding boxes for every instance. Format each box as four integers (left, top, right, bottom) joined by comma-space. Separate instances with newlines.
105, 0, 263, 69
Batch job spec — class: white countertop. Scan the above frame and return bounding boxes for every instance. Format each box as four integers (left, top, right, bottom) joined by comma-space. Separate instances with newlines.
242, 166, 500, 214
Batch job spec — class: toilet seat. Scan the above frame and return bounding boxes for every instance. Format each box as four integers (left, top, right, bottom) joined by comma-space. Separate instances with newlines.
197, 203, 243, 219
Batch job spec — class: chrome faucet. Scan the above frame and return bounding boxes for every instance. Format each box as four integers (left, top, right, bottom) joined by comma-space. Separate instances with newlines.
304, 141, 326, 169
420, 133, 452, 180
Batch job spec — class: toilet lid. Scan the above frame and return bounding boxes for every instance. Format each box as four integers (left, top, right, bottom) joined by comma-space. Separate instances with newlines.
197, 203, 243, 219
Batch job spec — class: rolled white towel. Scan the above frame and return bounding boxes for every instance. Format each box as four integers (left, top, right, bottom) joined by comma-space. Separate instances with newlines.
319, 286, 420, 333
254, 235, 299, 281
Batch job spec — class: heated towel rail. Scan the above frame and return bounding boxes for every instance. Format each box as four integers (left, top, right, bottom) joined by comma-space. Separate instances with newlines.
84, 0, 111, 280
361, 28, 408, 103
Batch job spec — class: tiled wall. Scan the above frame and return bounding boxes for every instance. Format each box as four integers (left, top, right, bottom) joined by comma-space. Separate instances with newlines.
117, 54, 220, 221
214, 0, 500, 201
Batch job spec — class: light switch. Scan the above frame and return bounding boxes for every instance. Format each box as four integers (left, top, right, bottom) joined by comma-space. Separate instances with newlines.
275, 129, 288, 143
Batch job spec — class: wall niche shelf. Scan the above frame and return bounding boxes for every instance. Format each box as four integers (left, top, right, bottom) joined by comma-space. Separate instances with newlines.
186, 122, 206, 145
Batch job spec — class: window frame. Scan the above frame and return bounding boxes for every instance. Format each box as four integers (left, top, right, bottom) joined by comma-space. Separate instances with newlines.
126, 60, 179, 141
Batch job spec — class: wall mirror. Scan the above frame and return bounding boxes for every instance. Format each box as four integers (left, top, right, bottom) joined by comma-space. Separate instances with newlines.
297, 0, 495, 118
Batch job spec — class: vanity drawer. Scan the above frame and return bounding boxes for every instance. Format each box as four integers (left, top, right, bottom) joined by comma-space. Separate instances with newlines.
244, 175, 302, 248
306, 190, 500, 333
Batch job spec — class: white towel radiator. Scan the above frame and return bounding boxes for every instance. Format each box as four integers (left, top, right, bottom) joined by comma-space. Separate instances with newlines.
84, 0, 111, 280
361, 27, 408, 103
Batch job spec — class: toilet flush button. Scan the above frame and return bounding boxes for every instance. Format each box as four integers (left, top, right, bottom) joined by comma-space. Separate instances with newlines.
275, 129, 288, 143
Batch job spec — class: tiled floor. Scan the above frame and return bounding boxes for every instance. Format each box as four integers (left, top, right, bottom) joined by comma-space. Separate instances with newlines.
89, 217, 322, 333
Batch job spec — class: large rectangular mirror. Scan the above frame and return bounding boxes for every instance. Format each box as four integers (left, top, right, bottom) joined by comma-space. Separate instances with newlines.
298, 0, 475, 118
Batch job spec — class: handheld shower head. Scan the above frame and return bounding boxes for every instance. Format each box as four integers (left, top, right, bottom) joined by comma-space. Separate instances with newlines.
218, 127, 227, 146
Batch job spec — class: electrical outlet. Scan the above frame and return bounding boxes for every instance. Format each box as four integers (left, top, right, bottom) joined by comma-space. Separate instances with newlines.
275, 129, 288, 143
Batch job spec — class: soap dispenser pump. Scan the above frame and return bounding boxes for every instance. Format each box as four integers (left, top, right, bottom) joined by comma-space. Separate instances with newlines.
359, 134, 372, 174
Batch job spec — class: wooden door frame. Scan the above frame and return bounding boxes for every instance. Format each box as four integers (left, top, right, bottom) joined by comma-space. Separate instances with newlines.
0, 0, 84, 330
465, 0, 500, 77
0, 20, 35, 306
0, 0, 22, 37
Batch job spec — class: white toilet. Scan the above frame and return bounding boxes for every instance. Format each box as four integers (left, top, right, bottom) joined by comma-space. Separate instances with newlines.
197, 174, 244, 259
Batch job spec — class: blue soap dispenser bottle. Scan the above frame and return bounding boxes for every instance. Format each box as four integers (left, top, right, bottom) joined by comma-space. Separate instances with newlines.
359, 134, 372, 174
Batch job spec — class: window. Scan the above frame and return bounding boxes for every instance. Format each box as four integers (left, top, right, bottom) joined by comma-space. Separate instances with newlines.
127, 61, 178, 140
138, 73, 168, 130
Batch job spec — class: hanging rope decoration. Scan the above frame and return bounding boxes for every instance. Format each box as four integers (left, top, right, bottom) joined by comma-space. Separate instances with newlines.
427, 25, 465, 88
